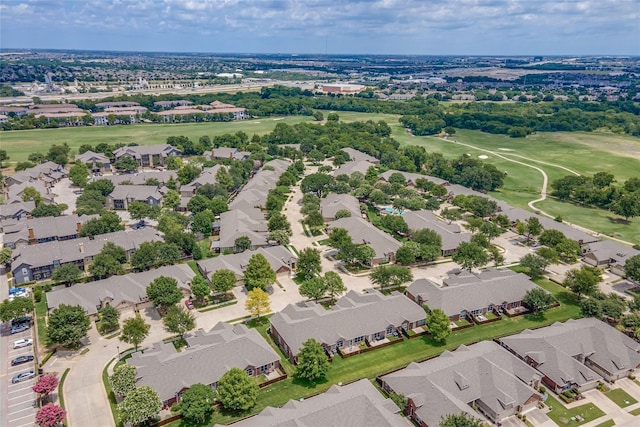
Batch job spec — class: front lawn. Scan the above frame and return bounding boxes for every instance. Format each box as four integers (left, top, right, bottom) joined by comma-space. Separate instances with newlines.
544, 393, 605, 426
35, 295, 50, 347
603, 388, 638, 408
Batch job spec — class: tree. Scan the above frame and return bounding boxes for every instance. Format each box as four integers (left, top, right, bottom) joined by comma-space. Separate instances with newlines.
564, 265, 602, 297
611, 193, 640, 223
35, 404, 66, 427
244, 253, 276, 291
177, 164, 201, 185
180, 383, 216, 424
89, 254, 123, 279
625, 255, 640, 282
299, 277, 327, 302
21, 186, 43, 206
166, 156, 183, 170
128, 201, 160, 220
120, 316, 150, 352
380, 215, 408, 235
555, 238, 581, 263
580, 298, 603, 318
304, 210, 325, 228
395, 242, 422, 264
32, 374, 59, 400
0, 149, 8, 167
602, 296, 626, 320
130, 241, 180, 270
163, 189, 181, 210
312, 111, 324, 121
190, 275, 211, 303
187, 195, 211, 214
0, 297, 34, 322
114, 156, 138, 173
536, 247, 559, 266
163, 305, 196, 336
109, 363, 137, 397
523, 288, 555, 314
191, 210, 215, 235
334, 209, 352, 219
524, 217, 543, 242
31, 203, 64, 217
354, 244, 376, 266
245, 288, 271, 320
234, 236, 252, 253
211, 269, 237, 295
47, 304, 91, 348
519, 253, 549, 279
300, 173, 335, 198
147, 276, 183, 311
85, 179, 115, 196
427, 308, 451, 343
79, 212, 124, 237
323, 271, 346, 304
479, 221, 502, 241
295, 338, 329, 381
268, 212, 292, 234
452, 242, 489, 270
97, 304, 120, 335
119, 386, 162, 426
369, 265, 414, 289
69, 162, 89, 187
439, 413, 483, 427
216, 367, 259, 411
297, 247, 322, 280
0, 247, 12, 267
539, 229, 566, 247
268, 230, 290, 246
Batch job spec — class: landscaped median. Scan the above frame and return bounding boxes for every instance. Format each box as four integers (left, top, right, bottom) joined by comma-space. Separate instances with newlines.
160, 278, 582, 427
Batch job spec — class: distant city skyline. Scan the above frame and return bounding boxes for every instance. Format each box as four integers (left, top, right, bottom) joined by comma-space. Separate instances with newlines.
1, 0, 638, 56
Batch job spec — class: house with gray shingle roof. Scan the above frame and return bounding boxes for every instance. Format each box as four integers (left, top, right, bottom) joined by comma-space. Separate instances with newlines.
498, 318, 640, 393
5, 181, 55, 205
11, 228, 162, 284
582, 240, 640, 276
380, 341, 542, 426
219, 379, 405, 427
1, 213, 99, 249
327, 216, 401, 265
206, 147, 251, 161
46, 264, 195, 316
112, 144, 181, 167
75, 151, 111, 173
270, 289, 426, 363
96, 170, 177, 187
197, 246, 296, 283
406, 269, 540, 321
0, 201, 35, 221
403, 209, 471, 255
341, 148, 380, 164
179, 165, 224, 197
107, 185, 163, 210
128, 322, 281, 406
320, 193, 361, 221
378, 169, 448, 186
214, 208, 268, 253
333, 160, 376, 178
4, 161, 67, 188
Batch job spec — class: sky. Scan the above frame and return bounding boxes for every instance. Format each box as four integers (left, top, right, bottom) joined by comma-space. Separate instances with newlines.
1, 0, 639, 55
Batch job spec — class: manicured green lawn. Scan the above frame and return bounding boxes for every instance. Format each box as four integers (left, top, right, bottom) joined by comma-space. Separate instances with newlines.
629, 407, 640, 416
603, 388, 638, 408
35, 295, 50, 347
102, 360, 124, 427
544, 393, 605, 426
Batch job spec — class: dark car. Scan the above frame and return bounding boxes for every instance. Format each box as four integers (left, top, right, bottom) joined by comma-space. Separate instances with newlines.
11, 355, 34, 366
132, 220, 146, 230
11, 316, 32, 326
12, 370, 35, 384
10, 323, 30, 334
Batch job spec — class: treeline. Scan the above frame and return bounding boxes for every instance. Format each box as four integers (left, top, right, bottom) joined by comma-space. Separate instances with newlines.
551, 173, 640, 222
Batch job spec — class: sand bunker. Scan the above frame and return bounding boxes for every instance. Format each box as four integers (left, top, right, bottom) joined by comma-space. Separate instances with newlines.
478, 155, 489, 159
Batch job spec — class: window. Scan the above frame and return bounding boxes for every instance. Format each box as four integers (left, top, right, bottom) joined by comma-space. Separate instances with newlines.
22, 268, 29, 276
386, 327, 393, 335
246, 368, 253, 376
488, 305, 494, 312
337, 340, 343, 348
354, 336, 364, 343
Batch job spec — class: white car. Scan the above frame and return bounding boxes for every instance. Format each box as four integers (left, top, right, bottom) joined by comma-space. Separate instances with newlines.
13, 338, 33, 349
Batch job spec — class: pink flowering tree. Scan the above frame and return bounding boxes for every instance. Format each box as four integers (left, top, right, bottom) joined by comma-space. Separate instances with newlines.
35, 404, 66, 427
32, 374, 59, 403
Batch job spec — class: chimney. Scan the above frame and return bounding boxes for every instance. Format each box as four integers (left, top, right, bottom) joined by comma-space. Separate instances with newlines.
28, 227, 35, 244
79, 242, 84, 253
76, 222, 82, 233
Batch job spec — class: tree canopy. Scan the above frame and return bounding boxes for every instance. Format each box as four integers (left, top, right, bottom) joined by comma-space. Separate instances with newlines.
295, 338, 330, 381
47, 304, 91, 348
216, 368, 259, 411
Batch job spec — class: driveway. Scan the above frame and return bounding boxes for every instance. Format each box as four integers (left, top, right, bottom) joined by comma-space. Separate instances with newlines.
51, 178, 78, 215
523, 408, 556, 427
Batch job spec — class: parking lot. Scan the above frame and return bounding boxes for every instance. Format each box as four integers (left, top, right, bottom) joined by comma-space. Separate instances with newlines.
3, 322, 38, 427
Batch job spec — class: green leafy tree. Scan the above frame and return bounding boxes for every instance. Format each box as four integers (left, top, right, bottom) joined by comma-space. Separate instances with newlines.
31, 203, 64, 218
564, 265, 602, 297
354, 244, 376, 265
114, 156, 138, 173
147, 276, 183, 310
439, 413, 483, 427
79, 212, 124, 237
109, 364, 137, 397
0, 297, 34, 322
177, 164, 201, 185
300, 173, 335, 198
120, 316, 150, 351
130, 241, 180, 270
69, 162, 89, 187
128, 201, 160, 220
187, 195, 210, 214
119, 386, 161, 426
47, 304, 91, 348
524, 217, 543, 242
523, 288, 556, 314
537, 247, 559, 265
611, 193, 640, 223
211, 269, 237, 294
163, 189, 181, 210
85, 179, 115, 196
602, 296, 626, 320
245, 288, 271, 320
304, 210, 325, 228
162, 305, 196, 336
234, 236, 252, 253
180, 383, 216, 424
555, 238, 581, 263
539, 229, 566, 247
21, 186, 43, 206
191, 210, 215, 235
216, 367, 259, 411
580, 298, 602, 318
452, 242, 489, 270
519, 253, 549, 279
0, 149, 9, 166
625, 255, 640, 282
52, 263, 82, 286
0, 247, 13, 267
244, 253, 276, 291
191, 275, 211, 302
323, 271, 346, 304
297, 247, 322, 280
295, 338, 329, 381
268, 212, 292, 234
380, 215, 408, 235
369, 265, 413, 289
268, 230, 290, 246
89, 254, 123, 279
299, 277, 327, 302
334, 209, 352, 219
97, 305, 120, 335
427, 308, 450, 343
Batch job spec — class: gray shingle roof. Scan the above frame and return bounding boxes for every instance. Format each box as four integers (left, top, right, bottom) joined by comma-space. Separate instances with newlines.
270, 289, 425, 356
403, 209, 470, 252
217, 207, 268, 249
378, 169, 447, 186
407, 270, 540, 317
220, 379, 405, 427
0, 201, 36, 220
381, 341, 541, 426
113, 144, 181, 159
197, 246, 296, 281
128, 322, 280, 402
332, 160, 375, 178
46, 264, 195, 316
1, 213, 99, 246
108, 185, 163, 203
583, 240, 640, 266
341, 148, 380, 164
499, 318, 640, 386
320, 193, 360, 219
180, 165, 224, 195
327, 216, 401, 259
96, 171, 177, 186
75, 151, 110, 164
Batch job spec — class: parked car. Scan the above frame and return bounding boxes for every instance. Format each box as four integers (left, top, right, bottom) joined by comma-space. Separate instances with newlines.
11, 316, 32, 326
185, 299, 195, 310
13, 338, 33, 349
11, 355, 34, 366
132, 220, 146, 230
10, 323, 30, 334
12, 370, 35, 384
